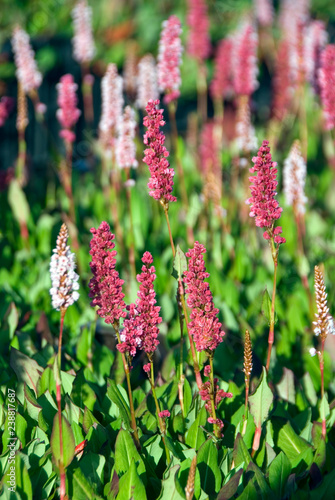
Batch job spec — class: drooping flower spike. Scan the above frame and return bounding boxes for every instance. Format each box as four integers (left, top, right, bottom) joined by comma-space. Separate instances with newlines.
157, 15, 183, 104
56, 74, 81, 144
49, 224, 80, 312
143, 99, 177, 205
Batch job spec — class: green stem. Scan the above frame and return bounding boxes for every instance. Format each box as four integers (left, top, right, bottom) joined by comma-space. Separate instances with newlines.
266, 236, 278, 372
56, 310, 66, 500
177, 282, 185, 420
208, 354, 221, 439
242, 378, 249, 436
197, 61, 207, 124
149, 361, 171, 463
320, 340, 326, 438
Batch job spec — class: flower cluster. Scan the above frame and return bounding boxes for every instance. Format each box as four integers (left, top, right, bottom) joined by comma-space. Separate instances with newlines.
313, 266, 335, 341
186, 0, 210, 61
11, 26, 42, 94
49, 224, 80, 311
157, 15, 183, 104
88, 222, 126, 325
158, 410, 170, 418
232, 22, 258, 97
199, 379, 233, 428
116, 106, 138, 170
247, 141, 285, 243
99, 64, 124, 145
283, 140, 307, 216
136, 55, 159, 110
184, 242, 225, 352
117, 252, 162, 357
254, 0, 273, 27
56, 74, 81, 144
210, 38, 233, 101
71, 0, 95, 64
143, 99, 177, 204
318, 44, 335, 131
304, 21, 328, 85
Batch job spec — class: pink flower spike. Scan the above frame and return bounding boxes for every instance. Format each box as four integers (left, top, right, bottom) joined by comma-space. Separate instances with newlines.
157, 15, 183, 104
186, 0, 211, 61
210, 38, 234, 100
56, 74, 81, 144
232, 22, 258, 97
12, 26, 42, 94
88, 222, 126, 325
248, 140, 285, 242
71, 0, 95, 64
159, 410, 170, 418
143, 99, 177, 204
318, 44, 335, 131
136, 54, 159, 110
99, 64, 124, 146
183, 242, 225, 352
116, 106, 138, 170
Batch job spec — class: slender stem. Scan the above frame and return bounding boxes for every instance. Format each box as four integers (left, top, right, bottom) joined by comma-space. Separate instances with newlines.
58, 309, 66, 371
81, 64, 94, 125
266, 236, 278, 372
208, 354, 221, 439
197, 61, 207, 124
177, 282, 185, 420
56, 309, 66, 500
163, 206, 176, 257
242, 380, 249, 436
16, 131, 27, 185
114, 323, 141, 449
320, 340, 326, 438
149, 361, 171, 463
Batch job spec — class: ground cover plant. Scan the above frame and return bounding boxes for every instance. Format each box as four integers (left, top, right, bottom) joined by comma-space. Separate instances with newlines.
1, 0, 335, 498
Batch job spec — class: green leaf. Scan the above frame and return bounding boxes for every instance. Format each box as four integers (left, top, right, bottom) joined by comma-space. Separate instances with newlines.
197, 439, 222, 495
313, 435, 326, 470
82, 406, 99, 434
310, 468, 335, 500
69, 465, 104, 500
276, 368, 295, 405
261, 289, 272, 325
50, 413, 75, 469
8, 179, 30, 224
302, 372, 318, 406
246, 462, 271, 496
14, 453, 33, 500
273, 418, 313, 467
185, 406, 206, 450
158, 464, 183, 500
218, 468, 243, 500
236, 479, 258, 500
116, 459, 147, 500
10, 348, 43, 394
268, 452, 291, 499
233, 433, 252, 469
249, 367, 273, 429
319, 394, 330, 424
107, 379, 131, 431
172, 245, 187, 281
114, 430, 146, 480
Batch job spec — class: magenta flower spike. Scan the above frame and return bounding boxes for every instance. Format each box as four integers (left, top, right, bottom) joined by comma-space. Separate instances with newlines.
318, 45, 335, 131
183, 242, 225, 352
56, 74, 81, 144
210, 38, 233, 101
11, 26, 42, 94
232, 22, 258, 97
157, 15, 183, 104
247, 140, 286, 244
88, 221, 126, 325
71, 0, 95, 65
143, 99, 177, 205
186, 0, 210, 61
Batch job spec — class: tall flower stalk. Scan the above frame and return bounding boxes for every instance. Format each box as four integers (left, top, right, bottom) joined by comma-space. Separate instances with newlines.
16, 82, 28, 186
247, 141, 286, 371
311, 266, 335, 438
88, 222, 140, 448
49, 223, 79, 500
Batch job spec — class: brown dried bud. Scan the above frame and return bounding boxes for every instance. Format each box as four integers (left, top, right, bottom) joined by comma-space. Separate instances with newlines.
243, 329, 252, 378
313, 265, 334, 342
185, 455, 197, 500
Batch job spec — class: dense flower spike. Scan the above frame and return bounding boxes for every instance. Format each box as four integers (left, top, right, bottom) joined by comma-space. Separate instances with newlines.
235, 97, 258, 155
71, 0, 95, 64
12, 26, 42, 94
313, 266, 335, 341
49, 224, 80, 311
143, 99, 177, 204
99, 64, 124, 145
283, 140, 307, 216
304, 21, 328, 85
116, 106, 138, 169
157, 16, 183, 104
318, 45, 335, 131
88, 222, 126, 324
136, 55, 159, 110
243, 330, 253, 377
247, 141, 285, 243
184, 242, 225, 351
56, 74, 81, 144
272, 40, 294, 121
210, 38, 233, 101
254, 0, 273, 27
232, 22, 258, 96
186, 0, 210, 61
118, 252, 162, 356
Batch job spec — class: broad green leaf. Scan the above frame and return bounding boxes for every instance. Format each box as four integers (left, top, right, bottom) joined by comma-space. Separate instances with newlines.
68, 465, 104, 500
50, 413, 75, 469
114, 430, 146, 480
268, 452, 291, 499
185, 406, 206, 450
249, 367, 273, 428
15, 413, 27, 448
313, 436, 326, 470
10, 348, 43, 394
107, 379, 131, 431
8, 179, 30, 224
82, 406, 99, 434
236, 479, 258, 500
218, 468, 243, 500
273, 418, 313, 467
276, 368, 295, 405
261, 289, 272, 325
246, 462, 271, 496
24, 384, 42, 422
172, 245, 187, 281
197, 439, 222, 495
14, 453, 33, 500
319, 394, 330, 424
302, 372, 318, 406
116, 459, 147, 500
310, 468, 335, 500
143, 435, 163, 467
233, 433, 252, 469
158, 464, 183, 500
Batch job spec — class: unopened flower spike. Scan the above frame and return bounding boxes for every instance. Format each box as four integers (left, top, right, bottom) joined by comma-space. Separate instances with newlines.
49, 223, 80, 312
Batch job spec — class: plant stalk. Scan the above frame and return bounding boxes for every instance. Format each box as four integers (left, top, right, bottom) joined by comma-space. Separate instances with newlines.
208, 354, 221, 439
149, 361, 171, 463
266, 236, 278, 372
